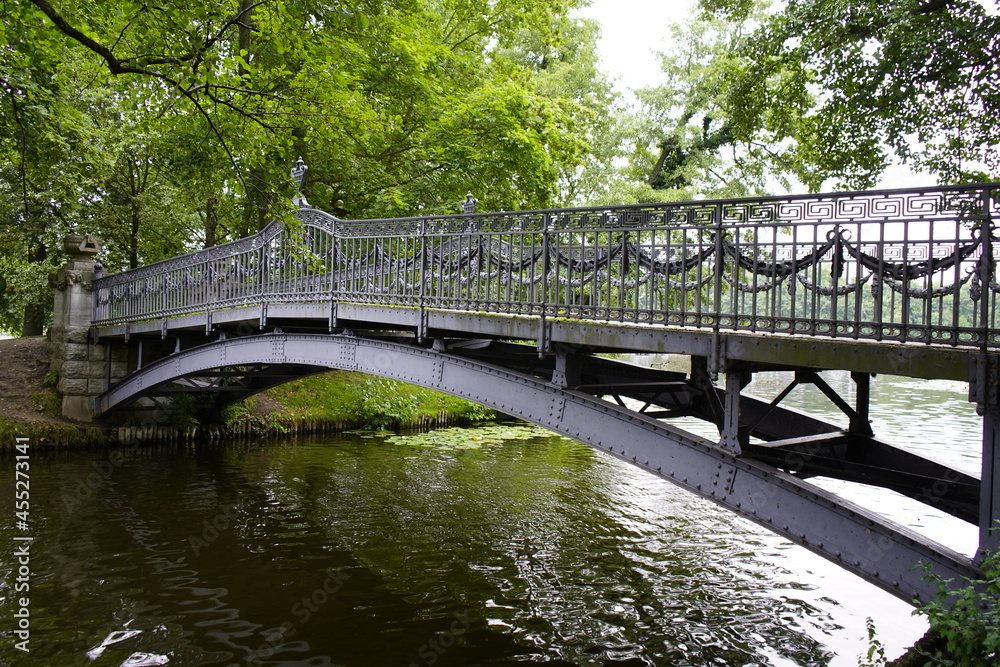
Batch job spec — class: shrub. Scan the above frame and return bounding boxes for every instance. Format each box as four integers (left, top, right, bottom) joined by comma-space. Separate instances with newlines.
914, 548, 1000, 665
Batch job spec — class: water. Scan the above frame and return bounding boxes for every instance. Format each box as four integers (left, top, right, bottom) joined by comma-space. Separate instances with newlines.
0, 373, 982, 666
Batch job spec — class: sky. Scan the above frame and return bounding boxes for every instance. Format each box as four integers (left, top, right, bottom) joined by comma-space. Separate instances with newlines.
573, 0, 943, 190
575, 0, 696, 95
578, 0, 998, 97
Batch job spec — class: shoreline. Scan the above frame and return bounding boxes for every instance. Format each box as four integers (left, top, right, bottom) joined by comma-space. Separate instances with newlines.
0, 337, 493, 449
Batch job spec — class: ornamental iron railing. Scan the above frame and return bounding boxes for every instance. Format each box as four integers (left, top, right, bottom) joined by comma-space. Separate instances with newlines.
92, 184, 1000, 348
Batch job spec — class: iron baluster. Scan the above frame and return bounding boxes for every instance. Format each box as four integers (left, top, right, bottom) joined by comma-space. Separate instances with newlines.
84, 183, 1000, 349
541, 212, 551, 317
417, 220, 427, 340
980, 190, 995, 349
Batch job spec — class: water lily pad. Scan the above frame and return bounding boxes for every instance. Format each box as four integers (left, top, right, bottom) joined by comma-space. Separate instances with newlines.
383, 423, 556, 450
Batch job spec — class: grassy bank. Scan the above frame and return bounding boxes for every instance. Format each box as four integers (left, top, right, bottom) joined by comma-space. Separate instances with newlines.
0, 337, 494, 447
0, 337, 112, 448
223, 370, 495, 437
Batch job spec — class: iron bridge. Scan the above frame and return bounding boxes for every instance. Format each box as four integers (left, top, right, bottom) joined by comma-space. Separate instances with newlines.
89, 183, 1000, 607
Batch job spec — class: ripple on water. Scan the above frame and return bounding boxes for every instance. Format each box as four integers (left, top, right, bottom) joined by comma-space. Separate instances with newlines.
0, 420, 942, 666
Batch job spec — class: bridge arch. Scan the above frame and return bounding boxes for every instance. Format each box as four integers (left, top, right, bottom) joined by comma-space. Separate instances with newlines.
97, 332, 979, 606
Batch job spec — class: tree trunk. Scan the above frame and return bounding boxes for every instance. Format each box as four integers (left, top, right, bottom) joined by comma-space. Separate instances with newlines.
204, 196, 219, 248
237, 1, 271, 233
129, 210, 140, 269
21, 238, 46, 336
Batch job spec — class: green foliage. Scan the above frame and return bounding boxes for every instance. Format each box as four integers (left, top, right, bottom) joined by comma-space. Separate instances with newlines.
30, 388, 61, 417
134, 393, 201, 429
218, 400, 289, 436
358, 376, 423, 430
0, 416, 107, 447
1, 0, 605, 333
382, 423, 555, 450
859, 617, 888, 667
916, 547, 1000, 665
628, 3, 795, 200
258, 370, 495, 431
700, 0, 1000, 188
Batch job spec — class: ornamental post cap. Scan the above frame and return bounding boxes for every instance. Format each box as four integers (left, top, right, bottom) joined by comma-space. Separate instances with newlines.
63, 234, 102, 259
463, 192, 478, 214
292, 157, 308, 188
292, 157, 310, 207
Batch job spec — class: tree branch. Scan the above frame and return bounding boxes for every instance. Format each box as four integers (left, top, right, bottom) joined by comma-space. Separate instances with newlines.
27, 0, 148, 75
29, 0, 267, 72
913, 0, 958, 15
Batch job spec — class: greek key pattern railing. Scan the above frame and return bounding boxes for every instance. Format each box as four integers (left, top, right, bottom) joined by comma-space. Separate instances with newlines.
93, 184, 1000, 348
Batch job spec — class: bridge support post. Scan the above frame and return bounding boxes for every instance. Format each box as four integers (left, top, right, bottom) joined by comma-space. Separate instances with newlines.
49, 235, 126, 421
720, 372, 751, 453
972, 353, 1000, 559
981, 405, 1000, 558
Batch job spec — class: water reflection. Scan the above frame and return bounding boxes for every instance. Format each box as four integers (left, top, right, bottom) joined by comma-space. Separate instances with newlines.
0, 392, 966, 665
740, 372, 981, 555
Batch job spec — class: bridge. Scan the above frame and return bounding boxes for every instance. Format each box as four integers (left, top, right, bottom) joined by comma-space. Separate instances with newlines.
50, 180, 1000, 609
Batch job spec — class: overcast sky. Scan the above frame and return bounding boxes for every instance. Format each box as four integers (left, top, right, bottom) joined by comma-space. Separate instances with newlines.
575, 0, 696, 94
574, 0, 965, 189
578, 0, 998, 96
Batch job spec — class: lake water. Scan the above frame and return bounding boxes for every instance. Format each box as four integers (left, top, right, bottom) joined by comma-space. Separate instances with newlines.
0, 371, 982, 666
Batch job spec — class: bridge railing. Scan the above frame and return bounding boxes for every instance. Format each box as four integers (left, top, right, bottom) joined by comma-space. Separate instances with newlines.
93, 184, 1000, 348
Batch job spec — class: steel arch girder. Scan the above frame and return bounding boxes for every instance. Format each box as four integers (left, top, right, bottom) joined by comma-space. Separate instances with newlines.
95, 333, 979, 605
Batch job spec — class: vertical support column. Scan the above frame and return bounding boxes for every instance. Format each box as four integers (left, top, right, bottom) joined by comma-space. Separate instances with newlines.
418, 218, 428, 342
720, 371, 751, 453
975, 191, 997, 559
981, 404, 1000, 558
49, 234, 119, 421
538, 213, 552, 357
710, 205, 725, 375
850, 371, 874, 436
972, 352, 1000, 559
551, 346, 581, 389
543, 213, 551, 307
690, 355, 724, 429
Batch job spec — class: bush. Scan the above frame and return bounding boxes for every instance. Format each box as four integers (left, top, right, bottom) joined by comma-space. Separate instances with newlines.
253, 370, 496, 432
914, 548, 1000, 665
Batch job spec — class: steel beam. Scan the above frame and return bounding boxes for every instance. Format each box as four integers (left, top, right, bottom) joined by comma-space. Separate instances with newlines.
94, 332, 982, 605
95, 305, 978, 382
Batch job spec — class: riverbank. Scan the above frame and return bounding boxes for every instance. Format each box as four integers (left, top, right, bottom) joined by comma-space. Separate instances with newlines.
0, 337, 493, 447
0, 338, 973, 663
0, 337, 106, 446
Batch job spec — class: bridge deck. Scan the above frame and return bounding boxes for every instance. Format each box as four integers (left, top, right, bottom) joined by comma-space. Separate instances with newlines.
96, 301, 978, 381
84, 183, 1000, 607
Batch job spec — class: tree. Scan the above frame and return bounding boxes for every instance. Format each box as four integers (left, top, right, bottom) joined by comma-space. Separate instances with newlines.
496, 17, 623, 207
0, 0, 606, 333
626, 5, 801, 200
296, 0, 599, 217
0, 21, 102, 334
702, 0, 1000, 189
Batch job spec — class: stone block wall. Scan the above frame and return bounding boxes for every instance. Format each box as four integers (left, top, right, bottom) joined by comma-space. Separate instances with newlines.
48, 235, 128, 421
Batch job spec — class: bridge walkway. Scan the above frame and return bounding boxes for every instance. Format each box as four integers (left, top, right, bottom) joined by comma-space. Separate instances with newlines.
64, 182, 1000, 607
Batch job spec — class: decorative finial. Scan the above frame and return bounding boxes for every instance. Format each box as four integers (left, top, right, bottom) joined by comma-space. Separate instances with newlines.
292, 157, 310, 208
462, 192, 478, 214
63, 234, 103, 260
292, 157, 308, 187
